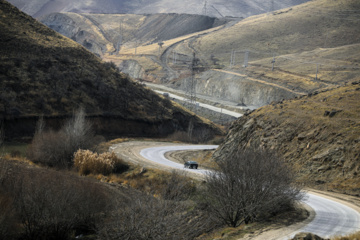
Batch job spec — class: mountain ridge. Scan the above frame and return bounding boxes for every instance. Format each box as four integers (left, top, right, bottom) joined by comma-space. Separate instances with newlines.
8, 0, 310, 19
0, 0, 221, 140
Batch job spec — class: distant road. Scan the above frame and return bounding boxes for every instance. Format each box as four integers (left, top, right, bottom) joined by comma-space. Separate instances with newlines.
136, 144, 360, 240
213, 69, 307, 96
154, 90, 243, 118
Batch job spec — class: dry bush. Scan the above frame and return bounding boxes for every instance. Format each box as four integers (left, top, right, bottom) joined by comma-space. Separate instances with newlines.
98, 192, 215, 240
27, 129, 69, 168
333, 232, 360, 240
0, 160, 111, 240
74, 149, 128, 175
0, 193, 18, 239
168, 128, 214, 144
205, 147, 304, 227
0, 159, 19, 239
119, 169, 196, 200
160, 170, 196, 201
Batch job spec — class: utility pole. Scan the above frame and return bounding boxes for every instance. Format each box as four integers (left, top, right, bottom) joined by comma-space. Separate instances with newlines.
230, 49, 235, 67
315, 63, 319, 81
267, 0, 274, 15
173, 50, 177, 64
271, 53, 276, 71
202, 1, 207, 15
116, 22, 123, 53
185, 52, 199, 112
158, 42, 164, 56
243, 51, 249, 68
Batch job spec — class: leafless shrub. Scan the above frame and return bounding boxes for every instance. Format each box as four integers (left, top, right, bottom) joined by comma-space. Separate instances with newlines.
205, 147, 303, 227
168, 131, 193, 143
0, 162, 110, 240
73, 149, 128, 175
160, 170, 196, 201
168, 129, 213, 144
98, 192, 214, 240
0, 120, 4, 156
192, 128, 214, 143
0, 160, 19, 239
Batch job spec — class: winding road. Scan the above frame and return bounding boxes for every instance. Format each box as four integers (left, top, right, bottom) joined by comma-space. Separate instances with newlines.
112, 142, 360, 239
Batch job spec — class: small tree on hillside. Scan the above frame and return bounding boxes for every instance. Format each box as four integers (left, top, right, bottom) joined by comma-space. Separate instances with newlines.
204, 147, 303, 227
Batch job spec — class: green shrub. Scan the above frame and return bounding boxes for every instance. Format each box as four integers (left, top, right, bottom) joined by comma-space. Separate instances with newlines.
74, 150, 128, 175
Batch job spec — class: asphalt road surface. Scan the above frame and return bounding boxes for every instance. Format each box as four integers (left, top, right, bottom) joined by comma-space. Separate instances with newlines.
139, 144, 360, 239
284, 193, 360, 239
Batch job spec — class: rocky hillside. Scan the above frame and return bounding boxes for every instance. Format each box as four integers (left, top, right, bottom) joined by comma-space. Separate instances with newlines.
0, 0, 221, 140
8, 0, 309, 18
39, 12, 226, 56
213, 82, 360, 195
97, 0, 360, 109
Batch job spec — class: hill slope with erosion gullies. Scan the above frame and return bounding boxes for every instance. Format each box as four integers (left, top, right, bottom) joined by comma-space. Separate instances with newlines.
0, 0, 221, 140
104, 0, 360, 109
213, 82, 360, 195
39, 12, 226, 57
8, 0, 309, 18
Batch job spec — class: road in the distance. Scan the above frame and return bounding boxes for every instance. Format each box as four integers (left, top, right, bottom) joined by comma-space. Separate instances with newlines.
154, 90, 243, 118
140, 145, 217, 176
138, 144, 360, 240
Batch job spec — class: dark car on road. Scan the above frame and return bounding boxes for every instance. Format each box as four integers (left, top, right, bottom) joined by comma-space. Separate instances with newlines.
184, 161, 198, 169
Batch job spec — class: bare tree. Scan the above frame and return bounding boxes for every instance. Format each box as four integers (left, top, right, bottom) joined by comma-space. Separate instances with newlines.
64, 107, 93, 152
28, 108, 96, 168
204, 147, 303, 227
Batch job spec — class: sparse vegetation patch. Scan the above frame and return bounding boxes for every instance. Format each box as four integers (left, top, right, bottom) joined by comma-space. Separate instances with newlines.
74, 149, 128, 175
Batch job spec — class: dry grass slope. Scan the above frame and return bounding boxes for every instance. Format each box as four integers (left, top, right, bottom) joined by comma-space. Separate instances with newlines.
214, 82, 360, 195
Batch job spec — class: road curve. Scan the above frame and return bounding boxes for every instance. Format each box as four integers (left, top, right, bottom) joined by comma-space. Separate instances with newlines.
140, 145, 217, 176
283, 193, 360, 239
138, 144, 360, 239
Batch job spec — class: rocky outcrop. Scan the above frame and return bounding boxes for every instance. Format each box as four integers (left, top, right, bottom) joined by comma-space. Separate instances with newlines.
175, 69, 297, 108
118, 60, 147, 80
